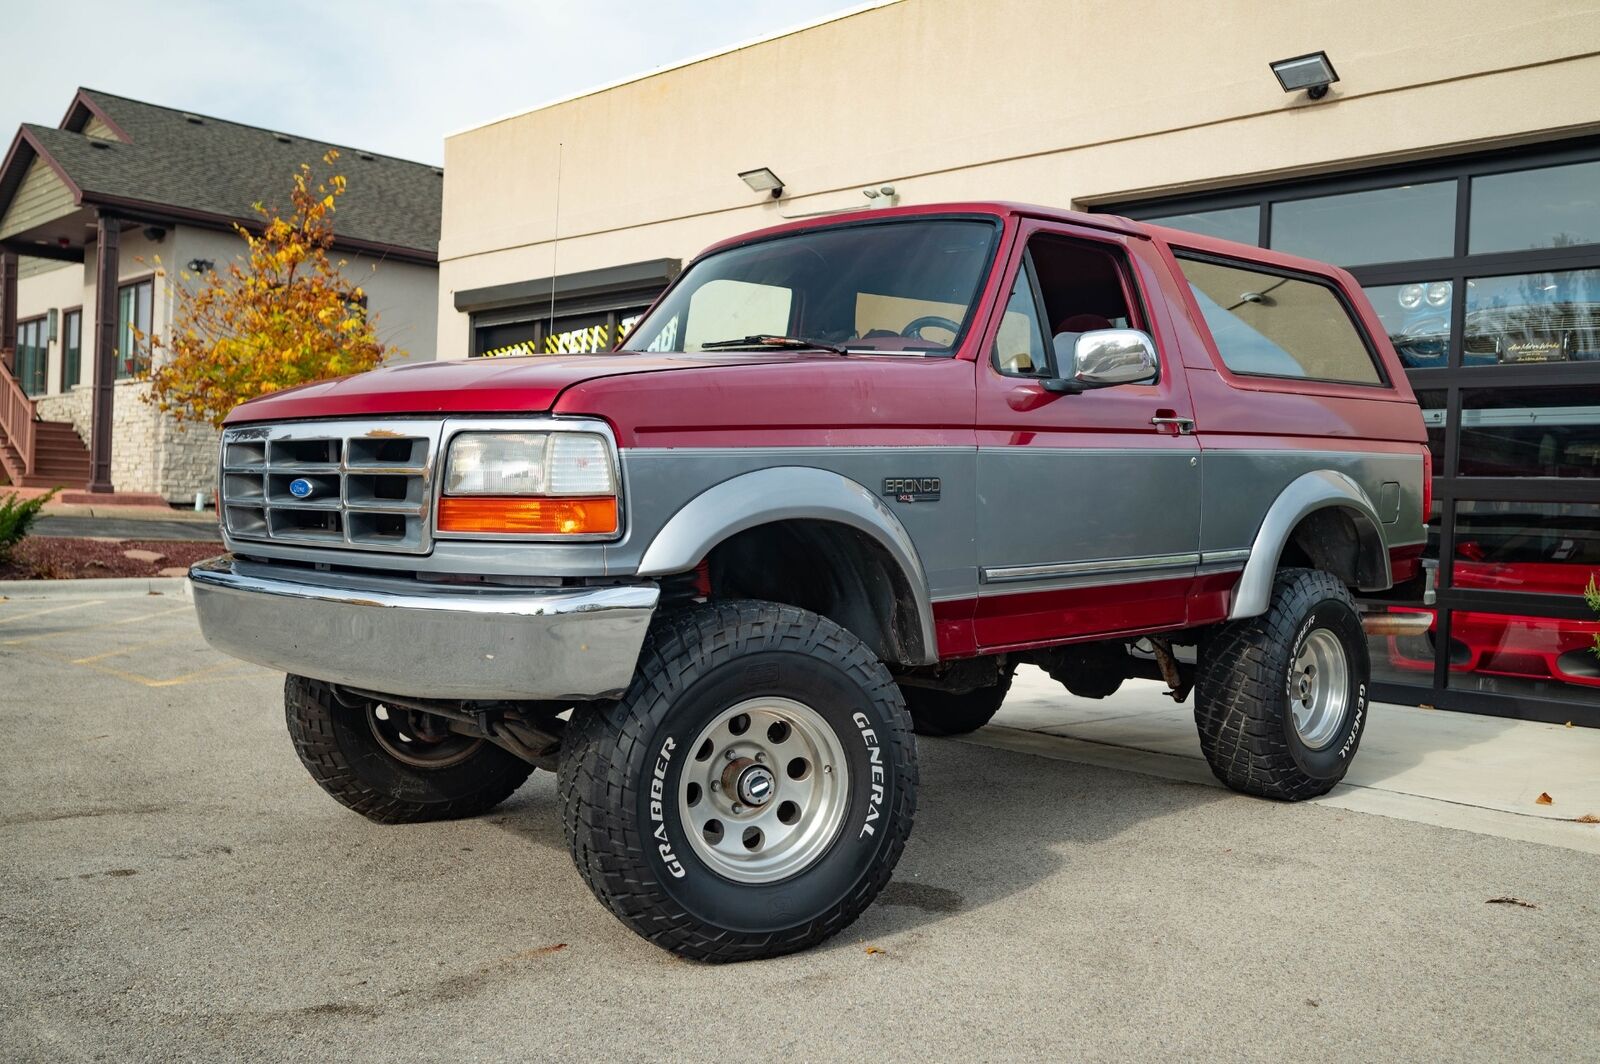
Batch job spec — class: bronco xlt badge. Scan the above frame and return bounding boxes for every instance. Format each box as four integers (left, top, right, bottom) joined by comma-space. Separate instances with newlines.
883, 476, 940, 502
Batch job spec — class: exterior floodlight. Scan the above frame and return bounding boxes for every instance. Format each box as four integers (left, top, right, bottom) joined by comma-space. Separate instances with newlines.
738, 167, 784, 198
1270, 51, 1338, 100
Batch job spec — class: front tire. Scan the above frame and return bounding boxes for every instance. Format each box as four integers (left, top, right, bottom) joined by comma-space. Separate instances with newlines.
284, 675, 534, 824
559, 601, 916, 962
1194, 569, 1369, 801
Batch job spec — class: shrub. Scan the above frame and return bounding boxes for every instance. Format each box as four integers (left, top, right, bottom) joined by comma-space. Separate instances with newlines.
0, 488, 59, 564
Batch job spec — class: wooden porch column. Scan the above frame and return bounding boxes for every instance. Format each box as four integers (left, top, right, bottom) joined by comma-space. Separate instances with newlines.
88, 214, 120, 494
0, 251, 16, 372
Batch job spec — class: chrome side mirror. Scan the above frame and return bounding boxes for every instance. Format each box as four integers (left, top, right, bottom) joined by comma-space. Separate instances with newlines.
1043, 329, 1159, 393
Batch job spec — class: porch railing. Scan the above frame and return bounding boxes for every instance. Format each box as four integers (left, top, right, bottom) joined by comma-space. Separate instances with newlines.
0, 351, 36, 478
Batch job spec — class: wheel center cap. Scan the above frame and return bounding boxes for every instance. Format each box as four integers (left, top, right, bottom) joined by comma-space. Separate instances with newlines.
734, 763, 776, 807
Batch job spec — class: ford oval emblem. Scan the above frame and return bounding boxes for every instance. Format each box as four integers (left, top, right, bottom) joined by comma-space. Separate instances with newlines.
288, 478, 315, 499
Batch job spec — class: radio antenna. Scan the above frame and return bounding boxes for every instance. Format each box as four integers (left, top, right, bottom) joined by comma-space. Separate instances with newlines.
547, 141, 564, 343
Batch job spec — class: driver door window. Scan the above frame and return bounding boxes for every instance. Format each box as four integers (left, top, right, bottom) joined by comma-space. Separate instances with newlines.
1033, 236, 1142, 378
990, 236, 1147, 380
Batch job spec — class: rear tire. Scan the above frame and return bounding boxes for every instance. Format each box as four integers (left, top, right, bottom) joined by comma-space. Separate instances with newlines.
559, 601, 916, 962
901, 665, 1015, 736
284, 675, 534, 824
1194, 568, 1369, 801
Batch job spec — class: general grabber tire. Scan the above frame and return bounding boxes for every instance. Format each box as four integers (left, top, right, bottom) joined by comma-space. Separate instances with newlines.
558, 601, 917, 963
901, 664, 1015, 737
284, 675, 534, 824
1194, 568, 1370, 801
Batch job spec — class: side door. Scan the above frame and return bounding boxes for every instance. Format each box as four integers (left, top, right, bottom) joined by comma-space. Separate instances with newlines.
973, 220, 1202, 651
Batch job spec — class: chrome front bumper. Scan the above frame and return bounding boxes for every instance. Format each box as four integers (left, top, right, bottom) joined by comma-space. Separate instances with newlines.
189, 555, 658, 701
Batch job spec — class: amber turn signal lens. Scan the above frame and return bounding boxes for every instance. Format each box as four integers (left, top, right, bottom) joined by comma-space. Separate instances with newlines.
436, 496, 618, 535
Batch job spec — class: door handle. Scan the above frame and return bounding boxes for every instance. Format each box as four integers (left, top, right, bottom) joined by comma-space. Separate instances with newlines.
1150, 414, 1195, 434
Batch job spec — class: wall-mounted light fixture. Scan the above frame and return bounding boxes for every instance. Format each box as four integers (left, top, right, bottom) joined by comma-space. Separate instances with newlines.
1270, 51, 1338, 100
738, 167, 784, 198
186, 258, 215, 273
862, 185, 900, 209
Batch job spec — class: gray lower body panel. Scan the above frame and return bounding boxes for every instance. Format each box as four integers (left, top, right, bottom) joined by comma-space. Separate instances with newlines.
189, 555, 658, 701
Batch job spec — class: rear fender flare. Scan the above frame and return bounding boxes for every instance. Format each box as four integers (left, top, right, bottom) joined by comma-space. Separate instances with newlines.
1229, 470, 1392, 620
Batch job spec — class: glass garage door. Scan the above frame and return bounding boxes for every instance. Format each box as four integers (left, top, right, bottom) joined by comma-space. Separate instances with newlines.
1107, 137, 1600, 727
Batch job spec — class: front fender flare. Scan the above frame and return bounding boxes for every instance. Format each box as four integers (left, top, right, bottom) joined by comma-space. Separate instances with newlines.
636, 466, 938, 664
1229, 470, 1392, 620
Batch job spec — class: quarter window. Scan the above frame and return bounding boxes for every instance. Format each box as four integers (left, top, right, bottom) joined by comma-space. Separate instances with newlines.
1176, 256, 1383, 385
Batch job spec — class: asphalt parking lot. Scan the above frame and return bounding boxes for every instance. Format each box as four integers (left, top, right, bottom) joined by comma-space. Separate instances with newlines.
3, 590, 1598, 1063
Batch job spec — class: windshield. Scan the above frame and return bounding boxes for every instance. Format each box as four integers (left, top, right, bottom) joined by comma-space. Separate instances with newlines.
621, 218, 999, 355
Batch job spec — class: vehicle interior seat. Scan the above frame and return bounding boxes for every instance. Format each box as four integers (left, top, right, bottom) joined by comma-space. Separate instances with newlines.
1052, 312, 1114, 362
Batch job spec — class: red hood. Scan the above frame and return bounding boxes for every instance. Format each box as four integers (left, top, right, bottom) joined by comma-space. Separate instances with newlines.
224, 352, 801, 423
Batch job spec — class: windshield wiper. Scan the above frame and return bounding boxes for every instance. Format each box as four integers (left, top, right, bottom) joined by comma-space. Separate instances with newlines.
699, 334, 849, 355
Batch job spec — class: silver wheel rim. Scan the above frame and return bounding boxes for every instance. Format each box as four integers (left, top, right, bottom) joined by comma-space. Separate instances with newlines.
1291, 628, 1349, 749
678, 697, 850, 884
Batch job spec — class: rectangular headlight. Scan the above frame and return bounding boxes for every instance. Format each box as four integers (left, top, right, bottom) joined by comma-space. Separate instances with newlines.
439, 430, 618, 536
442, 431, 616, 497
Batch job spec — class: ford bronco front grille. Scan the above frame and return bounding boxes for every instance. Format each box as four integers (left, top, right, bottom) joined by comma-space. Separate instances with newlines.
220, 420, 444, 554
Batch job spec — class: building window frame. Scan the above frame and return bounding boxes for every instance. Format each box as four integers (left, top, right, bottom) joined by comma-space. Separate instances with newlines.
14, 315, 48, 397
115, 275, 155, 380
60, 306, 82, 391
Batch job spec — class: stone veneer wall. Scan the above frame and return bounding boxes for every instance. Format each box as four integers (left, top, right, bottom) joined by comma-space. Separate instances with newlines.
35, 383, 219, 502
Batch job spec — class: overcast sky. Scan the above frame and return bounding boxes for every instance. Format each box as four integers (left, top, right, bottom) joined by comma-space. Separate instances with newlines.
2, 0, 865, 165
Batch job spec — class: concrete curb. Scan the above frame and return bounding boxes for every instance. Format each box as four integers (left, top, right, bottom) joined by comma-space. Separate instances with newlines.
0, 576, 191, 599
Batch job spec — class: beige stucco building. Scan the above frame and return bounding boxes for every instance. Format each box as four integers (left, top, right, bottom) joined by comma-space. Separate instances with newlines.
437, 0, 1600, 724
436, 0, 1600, 355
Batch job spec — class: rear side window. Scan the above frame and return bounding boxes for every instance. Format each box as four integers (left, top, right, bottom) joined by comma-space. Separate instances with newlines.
1176, 255, 1384, 385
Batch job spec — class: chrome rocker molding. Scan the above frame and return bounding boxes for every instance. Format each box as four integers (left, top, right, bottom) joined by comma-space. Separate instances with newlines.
189, 555, 659, 701
635, 466, 940, 665
983, 551, 1202, 585
1230, 470, 1393, 621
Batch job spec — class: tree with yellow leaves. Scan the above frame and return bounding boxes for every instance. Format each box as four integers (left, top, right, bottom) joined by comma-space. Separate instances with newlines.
146, 150, 399, 426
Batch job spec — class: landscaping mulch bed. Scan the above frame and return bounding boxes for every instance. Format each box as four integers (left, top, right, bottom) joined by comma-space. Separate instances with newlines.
0, 537, 224, 581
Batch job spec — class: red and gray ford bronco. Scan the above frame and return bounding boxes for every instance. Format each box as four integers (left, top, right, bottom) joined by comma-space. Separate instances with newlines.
192, 202, 1431, 962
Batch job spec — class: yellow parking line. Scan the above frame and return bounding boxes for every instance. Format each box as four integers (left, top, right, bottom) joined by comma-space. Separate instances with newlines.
144, 662, 264, 687
0, 599, 106, 625
1, 606, 191, 646
72, 634, 192, 665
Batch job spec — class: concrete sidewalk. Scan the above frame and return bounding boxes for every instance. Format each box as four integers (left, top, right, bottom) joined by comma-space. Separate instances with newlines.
979, 668, 1600, 855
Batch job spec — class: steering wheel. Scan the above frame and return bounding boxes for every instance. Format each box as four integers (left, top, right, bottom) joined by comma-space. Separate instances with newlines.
901, 315, 962, 341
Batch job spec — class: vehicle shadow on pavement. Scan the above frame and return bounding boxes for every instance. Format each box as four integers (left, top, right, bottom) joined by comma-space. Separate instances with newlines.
848, 736, 1235, 941
993, 672, 1537, 815
481, 731, 1236, 952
